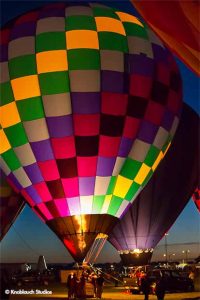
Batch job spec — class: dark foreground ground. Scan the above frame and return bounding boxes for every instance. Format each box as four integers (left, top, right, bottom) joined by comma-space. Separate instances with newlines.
6, 284, 200, 300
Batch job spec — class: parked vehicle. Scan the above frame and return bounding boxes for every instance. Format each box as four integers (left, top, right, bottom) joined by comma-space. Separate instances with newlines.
12, 270, 55, 287
123, 276, 140, 294
147, 269, 194, 293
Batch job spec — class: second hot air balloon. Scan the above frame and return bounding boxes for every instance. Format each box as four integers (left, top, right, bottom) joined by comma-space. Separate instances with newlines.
109, 104, 199, 266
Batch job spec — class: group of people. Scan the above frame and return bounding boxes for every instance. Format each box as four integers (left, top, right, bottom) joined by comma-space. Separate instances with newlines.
140, 274, 165, 300
67, 271, 104, 299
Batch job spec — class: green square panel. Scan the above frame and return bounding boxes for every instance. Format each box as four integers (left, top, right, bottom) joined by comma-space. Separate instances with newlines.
68, 49, 100, 70
106, 176, 117, 194
144, 145, 160, 167
4, 123, 28, 147
120, 158, 141, 180
142, 169, 153, 188
98, 32, 128, 52
66, 16, 96, 31
2, 149, 21, 171
17, 97, 45, 121
36, 32, 66, 52
0, 82, 14, 106
125, 181, 140, 201
92, 195, 104, 214
107, 196, 123, 216
9, 55, 37, 79
93, 7, 119, 19
123, 22, 148, 39
39, 71, 70, 95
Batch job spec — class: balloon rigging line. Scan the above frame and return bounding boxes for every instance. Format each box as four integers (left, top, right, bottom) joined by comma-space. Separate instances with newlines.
93, 237, 107, 264
12, 223, 40, 257
90, 238, 104, 263
85, 237, 101, 263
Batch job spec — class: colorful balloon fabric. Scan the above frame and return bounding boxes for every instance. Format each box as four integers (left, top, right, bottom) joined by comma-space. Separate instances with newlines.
131, 0, 200, 75
192, 187, 200, 213
0, 2, 182, 261
109, 104, 199, 266
0, 170, 25, 240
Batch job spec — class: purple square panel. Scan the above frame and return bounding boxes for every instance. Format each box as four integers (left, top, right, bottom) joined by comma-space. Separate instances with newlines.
31, 139, 54, 161
126, 54, 155, 76
162, 109, 174, 131
71, 92, 101, 114
97, 157, 116, 176
138, 120, 158, 144
47, 115, 73, 138
118, 137, 133, 157
25, 186, 42, 204
8, 173, 22, 191
11, 22, 36, 39
79, 177, 95, 196
24, 163, 44, 184
101, 71, 128, 93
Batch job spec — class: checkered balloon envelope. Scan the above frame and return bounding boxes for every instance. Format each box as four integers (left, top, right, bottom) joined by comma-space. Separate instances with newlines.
0, 2, 182, 261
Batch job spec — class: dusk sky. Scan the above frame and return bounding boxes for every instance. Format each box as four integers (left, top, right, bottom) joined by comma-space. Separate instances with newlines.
1, 0, 200, 264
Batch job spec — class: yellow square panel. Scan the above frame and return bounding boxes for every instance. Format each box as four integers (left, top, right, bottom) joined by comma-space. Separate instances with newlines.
66, 30, 99, 50
11, 75, 41, 101
101, 195, 112, 214
95, 17, 126, 35
0, 130, 11, 154
113, 175, 132, 198
36, 50, 68, 74
0, 102, 20, 128
134, 163, 151, 185
152, 151, 164, 172
116, 11, 143, 27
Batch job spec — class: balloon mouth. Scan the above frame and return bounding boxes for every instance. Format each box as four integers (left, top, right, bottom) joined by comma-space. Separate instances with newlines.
47, 214, 118, 262
120, 250, 153, 266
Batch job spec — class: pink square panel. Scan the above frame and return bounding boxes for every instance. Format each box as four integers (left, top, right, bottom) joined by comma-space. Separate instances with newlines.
37, 203, 53, 220
62, 177, 79, 197
99, 136, 120, 157
21, 189, 35, 207
129, 74, 152, 98
74, 114, 100, 136
145, 101, 164, 125
38, 160, 60, 181
77, 156, 97, 177
54, 198, 70, 217
34, 182, 52, 201
123, 116, 140, 138
101, 92, 128, 116
51, 136, 76, 159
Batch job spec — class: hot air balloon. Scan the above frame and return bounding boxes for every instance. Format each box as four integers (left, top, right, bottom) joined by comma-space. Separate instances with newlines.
0, 170, 25, 240
0, 2, 182, 262
109, 104, 199, 266
192, 187, 200, 213
131, 0, 200, 75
